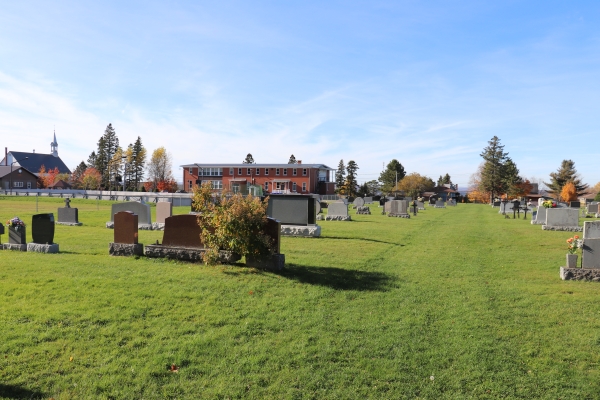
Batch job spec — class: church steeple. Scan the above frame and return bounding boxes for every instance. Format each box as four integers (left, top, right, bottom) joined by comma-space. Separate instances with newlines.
51, 130, 58, 157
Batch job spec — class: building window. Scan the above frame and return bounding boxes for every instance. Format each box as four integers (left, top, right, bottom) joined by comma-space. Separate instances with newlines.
256, 168, 260, 175
283, 169, 287, 176
302, 182, 306, 192
293, 168, 297, 176
212, 180, 223, 190
238, 168, 242, 176
293, 182, 297, 192
302, 168, 307, 176
189, 167, 193, 174
188, 180, 192, 190
276, 168, 280, 176
265, 182, 269, 191
14, 182, 23, 188
265, 169, 269, 175
247, 168, 251, 175
27, 182, 32, 189
228, 168, 232, 175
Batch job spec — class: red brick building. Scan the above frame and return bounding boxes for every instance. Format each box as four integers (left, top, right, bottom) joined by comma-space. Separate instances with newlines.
180, 162, 335, 195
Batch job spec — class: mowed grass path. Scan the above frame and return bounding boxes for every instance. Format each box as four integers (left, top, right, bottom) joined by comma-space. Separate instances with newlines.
1, 196, 599, 399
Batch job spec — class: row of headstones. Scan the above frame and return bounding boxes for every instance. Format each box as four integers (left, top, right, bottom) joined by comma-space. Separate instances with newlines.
107, 201, 173, 230
109, 211, 285, 271
1, 214, 59, 253
573, 221, 600, 268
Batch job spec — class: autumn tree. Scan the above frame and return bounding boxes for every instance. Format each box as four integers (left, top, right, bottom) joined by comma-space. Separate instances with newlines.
147, 147, 175, 192
468, 163, 491, 202
395, 173, 435, 199
544, 159, 588, 199
560, 182, 578, 202
80, 167, 102, 190
379, 159, 406, 194
71, 161, 88, 189
37, 165, 60, 188
335, 159, 345, 194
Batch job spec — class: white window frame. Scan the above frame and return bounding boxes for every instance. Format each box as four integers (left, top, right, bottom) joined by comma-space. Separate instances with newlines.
293, 168, 297, 176
229, 168, 234, 175
212, 180, 223, 190
283, 169, 287, 176
247, 168, 251, 175
265, 169, 269, 175
14, 182, 24, 188
265, 182, 269, 190
27, 182, 32, 189
188, 180, 192, 190
189, 167, 193, 174
302, 168, 307, 176
276, 168, 280, 176
302, 182, 306, 192
293, 182, 297, 192
256, 168, 260, 175
238, 168, 242, 176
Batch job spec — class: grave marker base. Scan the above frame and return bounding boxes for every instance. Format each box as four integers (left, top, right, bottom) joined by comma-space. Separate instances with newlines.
144, 245, 241, 263
281, 225, 321, 237
56, 222, 83, 226
542, 226, 583, 232
560, 267, 600, 281
246, 254, 285, 271
27, 243, 59, 253
3, 243, 27, 251
109, 243, 144, 256
325, 215, 352, 221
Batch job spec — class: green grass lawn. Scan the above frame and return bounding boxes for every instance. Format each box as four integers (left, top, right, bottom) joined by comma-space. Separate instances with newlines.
1, 196, 599, 399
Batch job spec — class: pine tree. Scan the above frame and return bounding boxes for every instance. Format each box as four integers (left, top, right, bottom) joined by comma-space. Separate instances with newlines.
93, 124, 120, 189
243, 154, 255, 164
288, 154, 297, 164
379, 159, 406, 194
345, 160, 359, 197
544, 159, 589, 198
502, 158, 522, 198
127, 136, 146, 191
437, 175, 444, 186
479, 136, 508, 202
71, 161, 88, 189
335, 159, 345, 194
87, 151, 97, 168
442, 173, 452, 185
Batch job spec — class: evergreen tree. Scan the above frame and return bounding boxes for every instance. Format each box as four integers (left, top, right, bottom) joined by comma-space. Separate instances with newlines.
335, 159, 345, 194
127, 136, 146, 191
71, 161, 88, 189
544, 159, 589, 198
93, 124, 120, 189
502, 158, 522, 198
345, 160, 359, 197
288, 154, 297, 164
437, 175, 444, 186
479, 136, 508, 202
442, 173, 452, 185
243, 153, 255, 164
87, 151, 97, 169
379, 159, 406, 194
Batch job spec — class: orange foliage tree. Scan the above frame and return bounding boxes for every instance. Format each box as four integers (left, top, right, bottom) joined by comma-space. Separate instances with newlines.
157, 178, 178, 193
560, 181, 577, 202
80, 167, 102, 190
467, 189, 490, 203
37, 165, 60, 188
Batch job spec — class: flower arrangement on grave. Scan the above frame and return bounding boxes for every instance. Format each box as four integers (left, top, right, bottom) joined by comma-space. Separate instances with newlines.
6, 216, 26, 231
542, 200, 557, 208
417, 197, 424, 202
567, 235, 581, 254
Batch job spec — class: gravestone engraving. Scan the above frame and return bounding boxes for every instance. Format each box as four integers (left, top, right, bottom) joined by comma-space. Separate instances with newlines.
110, 201, 152, 226
353, 197, 365, 207
156, 202, 173, 224
114, 211, 138, 244
32, 213, 55, 244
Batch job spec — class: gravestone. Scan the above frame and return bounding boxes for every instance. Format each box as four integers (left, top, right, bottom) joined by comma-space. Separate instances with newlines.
435, 200, 445, 208
447, 199, 456, 206
386, 200, 410, 218
493, 201, 501, 207
379, 198, 387, 207
110, 211, 143, 256
570, 201, 581, 208
364, 197, 373, 204
582, 221, 600, 269
57, 198, 81, 226
315, 201, 322, 215
156, 202, 173, 224
28, 213, 59, 253
6, 224, 27, 251
353, 197, 365, 207
543, 208, 581, 231
326, 202, 351, 221
429, 197, 436, 205
108, 201, 152, 228
267, 195, 316, 226
587, 204, 599, 214
532, 205, 547, 225
417, 200, 425, 210
0, 224, 4, 244
32, 214, 55, 244
162, 215, 202, 248
405, 197, 412, 202
246, 218, 285, 271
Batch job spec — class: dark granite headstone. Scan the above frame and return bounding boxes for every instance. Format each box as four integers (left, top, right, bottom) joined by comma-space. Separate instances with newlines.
162, 215, 203, 248
114, 211, 138, 244
267, 195, 316, 226
8, 226, 26, 244
570, 201, 581, 209
58, 207, 79, 223
0, 224, 4, 236
264, 218, 281, 254
32, 213, 55, 244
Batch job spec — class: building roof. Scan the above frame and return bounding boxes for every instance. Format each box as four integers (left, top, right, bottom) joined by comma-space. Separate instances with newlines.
181, 163, 334, 170
0, 165, 37, 179
48, 179, 72, 188
4, 151, 71, 174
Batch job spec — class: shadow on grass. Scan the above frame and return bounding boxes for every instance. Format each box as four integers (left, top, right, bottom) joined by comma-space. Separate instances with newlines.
279, 264, 397, 291
0, 384, 46, 399
321, 236, 403, 246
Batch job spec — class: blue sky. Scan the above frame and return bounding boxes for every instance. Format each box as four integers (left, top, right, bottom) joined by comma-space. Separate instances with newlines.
1, 1, 599, 189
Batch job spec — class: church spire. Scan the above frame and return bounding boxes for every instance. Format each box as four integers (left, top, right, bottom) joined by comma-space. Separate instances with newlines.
51, 129, 58, 157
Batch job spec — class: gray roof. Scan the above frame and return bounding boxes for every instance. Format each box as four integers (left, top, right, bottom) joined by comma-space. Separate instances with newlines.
180, 163, 334, 170
0, 165, 37, 179
6, 151, 71, 174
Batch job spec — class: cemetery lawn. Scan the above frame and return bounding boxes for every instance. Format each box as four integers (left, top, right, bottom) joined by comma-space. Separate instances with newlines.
2, 196, 600, 399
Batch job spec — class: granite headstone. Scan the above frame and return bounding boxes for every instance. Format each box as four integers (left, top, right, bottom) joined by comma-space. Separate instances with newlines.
32, 213, 55, 244
156, 202, 173, 224
111, 201, 152, 225
267, 195, 316, 226
114, 211, 138, 244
